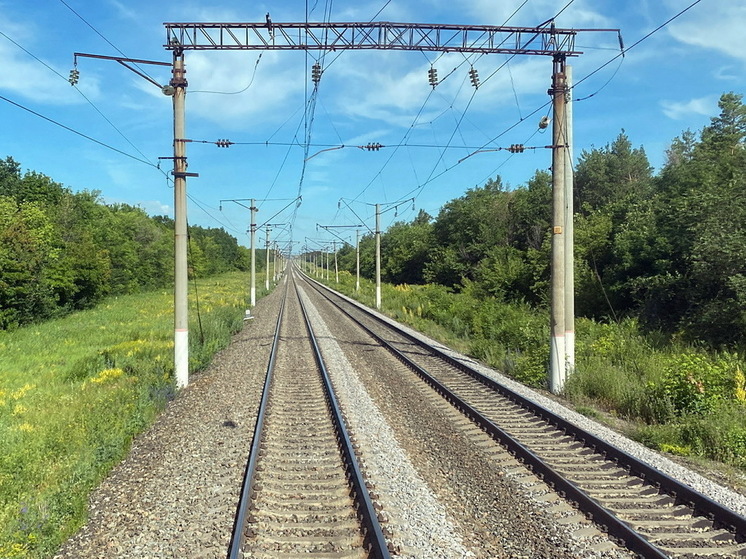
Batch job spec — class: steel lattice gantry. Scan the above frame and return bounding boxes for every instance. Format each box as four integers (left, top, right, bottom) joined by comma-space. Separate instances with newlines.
164, 21, 581, 56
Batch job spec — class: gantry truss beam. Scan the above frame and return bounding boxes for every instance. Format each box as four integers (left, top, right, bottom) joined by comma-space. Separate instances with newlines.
164, 21, 583, 56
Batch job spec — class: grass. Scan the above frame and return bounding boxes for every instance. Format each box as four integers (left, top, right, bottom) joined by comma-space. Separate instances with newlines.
310, 265, 746, 477
0, 271, 267, 558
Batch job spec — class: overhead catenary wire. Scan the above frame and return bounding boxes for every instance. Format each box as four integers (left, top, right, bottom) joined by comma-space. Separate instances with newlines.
0, 30, 157, 167
0, 93, 159, 168
58, 0, 159, 84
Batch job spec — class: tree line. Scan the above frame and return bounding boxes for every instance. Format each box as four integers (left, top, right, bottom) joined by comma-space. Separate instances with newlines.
332, 92, 746, 348
0, 157, 251, 330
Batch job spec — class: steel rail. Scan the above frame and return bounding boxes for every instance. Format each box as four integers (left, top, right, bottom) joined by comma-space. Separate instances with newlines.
226, 279, 289, 559
300, 271, 746, 556
295, 278, 391, 559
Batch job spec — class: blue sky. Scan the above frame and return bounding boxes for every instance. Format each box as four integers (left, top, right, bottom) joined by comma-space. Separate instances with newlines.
1, 0, 743, 252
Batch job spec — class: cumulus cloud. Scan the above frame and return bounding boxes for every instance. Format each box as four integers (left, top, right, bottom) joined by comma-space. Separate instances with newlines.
660, 96, 717, 120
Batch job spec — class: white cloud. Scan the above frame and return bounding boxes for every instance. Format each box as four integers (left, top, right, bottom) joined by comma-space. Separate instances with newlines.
666, 2, 746, 62
183, 50, 306, 129
0, 15, 101, 104
463, 0, 611, 27
660, 96, 717, 120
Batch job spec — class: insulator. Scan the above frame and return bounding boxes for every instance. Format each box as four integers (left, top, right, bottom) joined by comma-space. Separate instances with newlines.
468, 67, 480, 88
427, 67, 438, 88
311, 62, 322, 85
68, 68, 79, 86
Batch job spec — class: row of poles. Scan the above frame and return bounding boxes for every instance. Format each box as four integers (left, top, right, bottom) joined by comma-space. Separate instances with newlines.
87, 46, 574, 394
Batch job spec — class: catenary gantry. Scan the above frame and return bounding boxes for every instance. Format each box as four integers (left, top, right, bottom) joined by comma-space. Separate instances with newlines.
164, 21, 582, 56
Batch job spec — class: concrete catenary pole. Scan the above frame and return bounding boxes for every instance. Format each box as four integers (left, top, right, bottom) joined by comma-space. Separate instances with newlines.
249, 199, 257, 307
356, 229, 361, 292
265, 225, 271, 291
564, 66, 575, 379
549, 54, 568, 394
171, 49, 189, 389
272, 242, 277, 281
375, 203, 381, 309
333, 240, 339, 283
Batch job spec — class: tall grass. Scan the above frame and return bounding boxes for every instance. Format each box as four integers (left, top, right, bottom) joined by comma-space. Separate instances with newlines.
0, 271, 262, 558
312, 267, 746, 471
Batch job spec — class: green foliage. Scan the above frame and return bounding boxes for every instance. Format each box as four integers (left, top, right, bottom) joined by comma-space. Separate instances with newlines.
0, 157, 247, 331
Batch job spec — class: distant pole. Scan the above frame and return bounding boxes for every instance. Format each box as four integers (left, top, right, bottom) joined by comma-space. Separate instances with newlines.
356, 229, 361, 292
333, 240, 339, 283
265, 225, 271, 291
172, 49, 189, 389
564, 65, 575, 379
272, 242, 277, 282
325, 247, 329, 281
549, 54, 568, 394
249, 198, 257, 307
375, 203, 381, 309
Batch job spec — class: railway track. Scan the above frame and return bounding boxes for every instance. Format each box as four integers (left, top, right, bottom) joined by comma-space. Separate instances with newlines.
299, 269, 746, 558
227, 276, 390, 559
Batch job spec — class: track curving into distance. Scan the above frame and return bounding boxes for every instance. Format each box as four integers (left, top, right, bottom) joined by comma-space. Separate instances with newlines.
227, 275, 390, 559
299, 268, 746, 559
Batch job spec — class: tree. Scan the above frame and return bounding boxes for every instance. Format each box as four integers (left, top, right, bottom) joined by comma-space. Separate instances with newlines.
425, 177, 510, 288
575, 132, 653, 214
380, 211, 433, 284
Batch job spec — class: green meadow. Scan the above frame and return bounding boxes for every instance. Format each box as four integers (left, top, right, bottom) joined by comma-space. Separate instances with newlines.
0, 271, 261, 558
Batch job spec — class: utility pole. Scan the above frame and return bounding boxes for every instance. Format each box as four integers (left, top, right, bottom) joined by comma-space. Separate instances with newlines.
549, 53, 568, 395
70, 51, 193, 389
264, 225, 272, 291
221, 197, 258, 307
564, 66, 575, 380
272, 241, 277, 281
250, 200, 257, 306
375, 203, 381, 310
171, 49, 190, 389
356, 229, 361, 292
333, 241, 339, 283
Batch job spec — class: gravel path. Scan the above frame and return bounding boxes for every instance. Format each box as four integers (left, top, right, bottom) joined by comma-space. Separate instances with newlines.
54, 287, 283, 559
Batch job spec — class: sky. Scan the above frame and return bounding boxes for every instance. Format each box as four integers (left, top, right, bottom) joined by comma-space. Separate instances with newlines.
0, 0, 744, 253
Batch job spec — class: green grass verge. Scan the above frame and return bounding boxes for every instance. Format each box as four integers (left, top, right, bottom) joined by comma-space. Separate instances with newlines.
311, 267, 746, 473
0, 271, 266, 558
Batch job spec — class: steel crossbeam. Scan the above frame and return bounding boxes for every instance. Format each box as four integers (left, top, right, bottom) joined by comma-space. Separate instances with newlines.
164, 21, 581, 56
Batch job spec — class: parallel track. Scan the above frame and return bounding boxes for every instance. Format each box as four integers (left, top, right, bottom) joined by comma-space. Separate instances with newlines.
227, 276, 390, 559
300, 270, 746, 558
